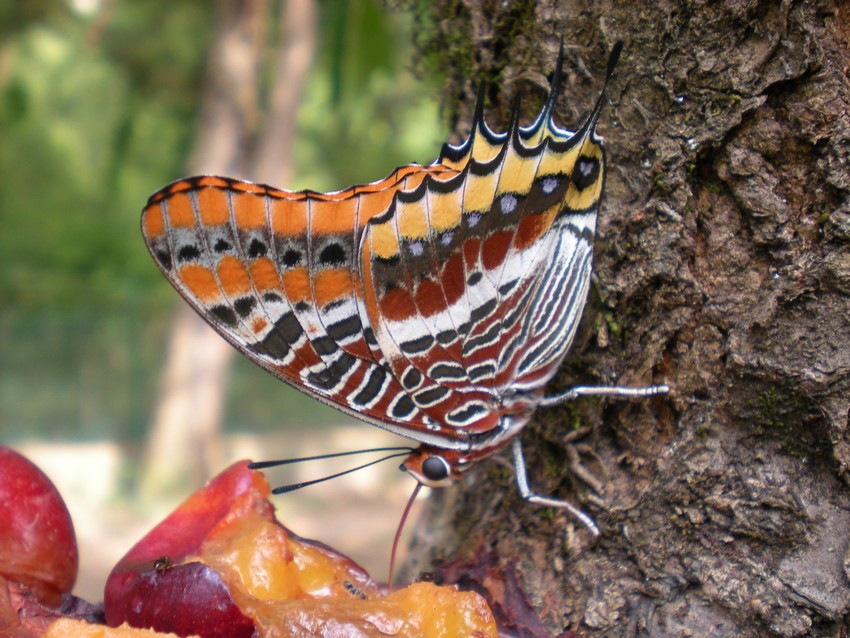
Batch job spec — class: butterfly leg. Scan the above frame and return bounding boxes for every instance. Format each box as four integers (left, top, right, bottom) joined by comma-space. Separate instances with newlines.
516, 383, 668, 536
540, 383, 669, 407
511, 436, 601, 538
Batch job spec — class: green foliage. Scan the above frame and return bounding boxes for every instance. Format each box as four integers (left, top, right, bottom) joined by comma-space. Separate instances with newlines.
0, 2, 210, 307
0, 0, 442, 440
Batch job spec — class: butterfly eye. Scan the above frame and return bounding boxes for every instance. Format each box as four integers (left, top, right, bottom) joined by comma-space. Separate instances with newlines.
421, 455, 451, 483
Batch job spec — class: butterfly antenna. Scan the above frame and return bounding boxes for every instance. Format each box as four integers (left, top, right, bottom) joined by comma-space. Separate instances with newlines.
249, 447, 413, 470
388, 482, 422, 591
249, 448, 413, 495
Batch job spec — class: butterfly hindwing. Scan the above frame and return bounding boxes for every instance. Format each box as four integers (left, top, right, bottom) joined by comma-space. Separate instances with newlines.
357, 79, 609, 435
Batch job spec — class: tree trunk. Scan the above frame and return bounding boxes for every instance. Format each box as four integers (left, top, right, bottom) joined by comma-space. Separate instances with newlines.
403, 2, 850, 636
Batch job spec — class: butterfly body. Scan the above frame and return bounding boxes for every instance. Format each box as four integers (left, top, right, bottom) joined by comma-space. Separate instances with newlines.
143, 42, 664, 532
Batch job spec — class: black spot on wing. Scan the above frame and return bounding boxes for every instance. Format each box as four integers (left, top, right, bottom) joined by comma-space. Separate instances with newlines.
436, 330, 457, 345
429, 362, 466, 381
247, 312, 302, 359
402, 368, 422, 390
312, 336, 338, 356
498, 279, 518, 296
178, 245, 200, 262
319, 243, 347, 267
306, 352, 356, 390
463, 322, 500, 354
249, 328, 289, 359
526, 174, 568, 213
154, 249, 172, 270
248, 239, 268, 258
326, 315, 362, 342
275, 312, 304, 343
468, 362, 496, 381
470, 298, 497, 324
391, 394, 416, 419
571, 157, 600, 191
414, 386, 449, 405
323, 298, 346, 312
364, 327, 379, 346
234, 297, 257, 318
210, 305, 237, 327
400, 334, 434, 355
447, 402, 486, 424
283, 249, 302, 268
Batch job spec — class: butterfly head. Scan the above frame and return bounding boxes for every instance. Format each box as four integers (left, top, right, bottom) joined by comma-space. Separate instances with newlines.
400, 447, 470, 488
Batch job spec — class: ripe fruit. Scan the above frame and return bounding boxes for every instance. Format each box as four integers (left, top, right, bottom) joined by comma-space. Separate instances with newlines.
104, 460, 496, 637
0, 447, 78, 605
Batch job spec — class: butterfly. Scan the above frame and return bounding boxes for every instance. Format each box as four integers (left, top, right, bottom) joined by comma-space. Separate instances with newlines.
141, 41, 667, 536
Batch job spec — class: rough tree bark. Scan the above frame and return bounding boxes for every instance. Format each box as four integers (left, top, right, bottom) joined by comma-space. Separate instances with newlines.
403, 2, 850, 636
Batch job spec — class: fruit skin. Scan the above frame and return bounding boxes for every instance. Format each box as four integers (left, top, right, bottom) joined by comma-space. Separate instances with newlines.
107, 561, 254, 638
104, 461, 260, 637
108, 460, 272, 572
0, 447, 78, 604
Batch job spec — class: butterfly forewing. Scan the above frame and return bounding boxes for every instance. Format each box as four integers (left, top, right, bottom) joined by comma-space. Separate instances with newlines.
142, 44, 614, 452
141, 172, 470, 445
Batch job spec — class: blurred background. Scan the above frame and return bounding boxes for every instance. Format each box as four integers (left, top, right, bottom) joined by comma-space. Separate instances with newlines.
0, 0, 444, 601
